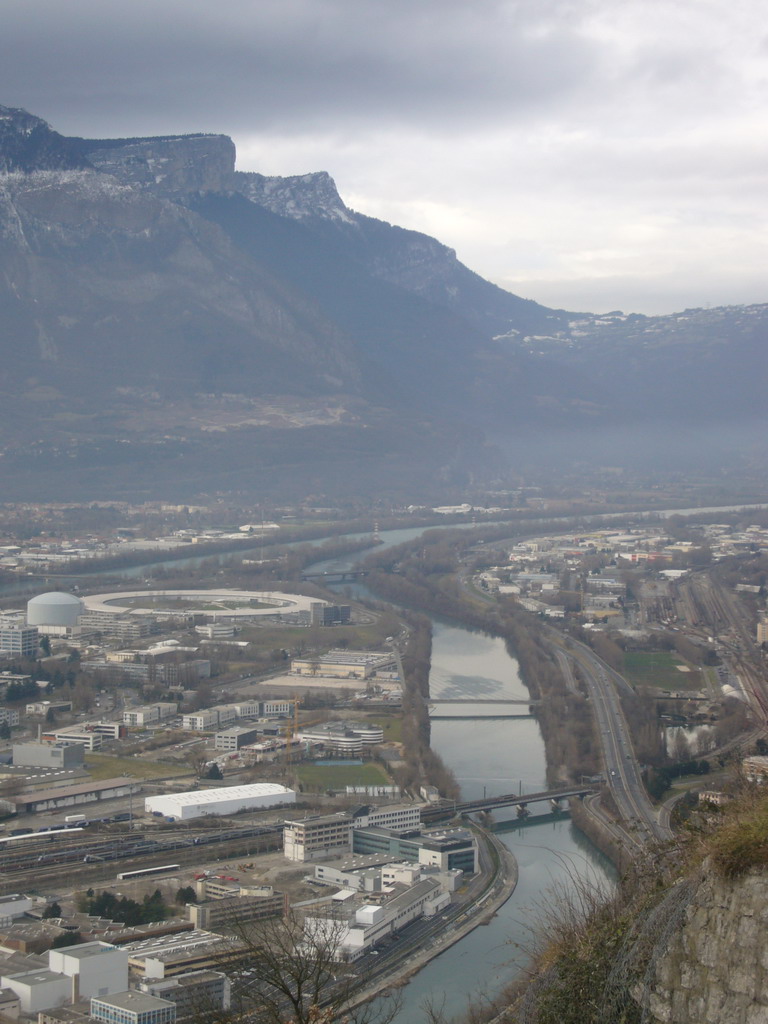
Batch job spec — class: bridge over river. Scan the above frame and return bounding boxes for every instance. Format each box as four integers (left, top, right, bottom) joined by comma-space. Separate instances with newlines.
422, 784, 595, 821
428, 697, 540, 719
300, 569, 370, 582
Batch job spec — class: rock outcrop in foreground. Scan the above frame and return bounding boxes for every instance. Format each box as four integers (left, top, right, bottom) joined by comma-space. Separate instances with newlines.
641, 863, 768, 1024
512, 792, 768, 1024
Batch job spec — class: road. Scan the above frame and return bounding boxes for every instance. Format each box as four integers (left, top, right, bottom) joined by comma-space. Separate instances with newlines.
460, 563, 672, 850
544, 629, 672, 847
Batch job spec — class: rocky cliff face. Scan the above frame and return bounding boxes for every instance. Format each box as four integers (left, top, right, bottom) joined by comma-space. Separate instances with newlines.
0, 166, 357, 398
234, 170, 355, 223
84, 133, 237, 196
639, 864, 768, 1023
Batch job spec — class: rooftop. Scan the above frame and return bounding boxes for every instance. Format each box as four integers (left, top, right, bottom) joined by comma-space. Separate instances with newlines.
284, 812, 351, 828
3, 969, 65, 987
121, 929, 242, 962
92, 990, 173, 1012
155, 783, 292, 807
55, 941, 119, 961
13, 777, 138, 806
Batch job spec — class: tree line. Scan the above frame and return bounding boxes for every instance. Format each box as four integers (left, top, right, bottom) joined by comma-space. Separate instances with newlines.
362, 534, 600, 784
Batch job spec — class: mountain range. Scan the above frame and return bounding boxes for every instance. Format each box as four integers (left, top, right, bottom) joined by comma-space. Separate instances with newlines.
0, 103, 765, 503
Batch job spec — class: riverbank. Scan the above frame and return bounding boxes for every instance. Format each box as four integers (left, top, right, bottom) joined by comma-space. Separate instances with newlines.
345, 827, 519, 1010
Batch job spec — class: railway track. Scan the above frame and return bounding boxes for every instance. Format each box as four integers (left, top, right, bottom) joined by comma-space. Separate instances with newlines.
0, 823, 283, 888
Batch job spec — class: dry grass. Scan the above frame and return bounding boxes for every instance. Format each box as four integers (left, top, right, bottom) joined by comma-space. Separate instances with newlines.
85, 753, 191, 781
707, 789, 768, 878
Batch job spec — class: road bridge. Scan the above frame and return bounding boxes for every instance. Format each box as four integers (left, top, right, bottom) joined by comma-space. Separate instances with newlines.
428, 698, 539, 719
422, 785, 594, 821
300, 570, 369, 582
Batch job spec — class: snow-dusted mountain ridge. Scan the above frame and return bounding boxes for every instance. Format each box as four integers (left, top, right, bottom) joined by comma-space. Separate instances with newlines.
0, 103, 766, 503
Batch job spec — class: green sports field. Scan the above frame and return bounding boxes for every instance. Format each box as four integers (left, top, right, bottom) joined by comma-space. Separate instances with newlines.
622, 650, 702, 690
296, 762, 392, 791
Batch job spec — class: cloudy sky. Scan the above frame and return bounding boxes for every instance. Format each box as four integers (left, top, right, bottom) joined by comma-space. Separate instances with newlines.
2, 0, 766, 314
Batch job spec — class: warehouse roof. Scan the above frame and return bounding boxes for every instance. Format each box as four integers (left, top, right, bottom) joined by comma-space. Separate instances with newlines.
13, 777, 138, 807
151, 783, 292, 807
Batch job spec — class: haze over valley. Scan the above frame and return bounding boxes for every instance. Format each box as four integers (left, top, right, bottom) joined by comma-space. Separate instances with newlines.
2, 5, 768, 1021
0, 104, 765, 505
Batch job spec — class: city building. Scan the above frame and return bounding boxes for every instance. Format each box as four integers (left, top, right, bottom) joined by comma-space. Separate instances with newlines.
79, 611, 157, 641
140, 970, 230, 1021
180, 704, 235, 731
0, 620, 39, 658
13, 742, 84, 769
213, 726, 260, 751
144, 783, 295, 821
303, 878, 449, 961
11, 777, 140, 815
0, 673, 33, 694
298, 721, 384, 756
259, 700, 293, 718
310, 603, 351, 627
194, 623, 236, 639
291, 651, 394, 679
183, 699, 289, 733
0, 894, 34, 926
352, 826, 478, 873
283, 813, 353, 862
180, 710, 219, 732
123, 704, 177, 727
41, 722, 126, 750
49, 943, 128, 1000
26, 700, 73, 716
90, 990, 176, 1024
312, 860, 435, 893
0, 969, 71, 1013
1, 942, 128, 1014
121, 931, 247, 979
229, 701, 260, 718
187, 889, 285, 931
350, 804, 421, 831
40, 728, 103, 752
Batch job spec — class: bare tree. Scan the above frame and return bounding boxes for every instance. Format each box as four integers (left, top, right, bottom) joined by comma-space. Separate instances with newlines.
185, 745, 210, 777
671, 729, 691, 763
214, 905, 401, 1024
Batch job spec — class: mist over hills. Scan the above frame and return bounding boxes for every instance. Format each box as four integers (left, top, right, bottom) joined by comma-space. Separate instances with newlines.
0, 103, 765, 502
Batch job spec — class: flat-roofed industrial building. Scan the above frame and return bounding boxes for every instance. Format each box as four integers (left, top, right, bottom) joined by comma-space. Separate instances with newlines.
145, 783, 295, 821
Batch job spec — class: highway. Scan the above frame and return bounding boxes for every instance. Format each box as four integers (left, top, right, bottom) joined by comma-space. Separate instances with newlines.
460, 561, 672, 851
544, 629, 673, 847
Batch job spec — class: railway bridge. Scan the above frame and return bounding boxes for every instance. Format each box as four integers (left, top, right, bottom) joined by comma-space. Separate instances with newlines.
422, 784, 595, 822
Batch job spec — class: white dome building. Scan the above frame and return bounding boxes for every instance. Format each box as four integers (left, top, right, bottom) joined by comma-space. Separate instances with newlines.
27, 592, 83, 635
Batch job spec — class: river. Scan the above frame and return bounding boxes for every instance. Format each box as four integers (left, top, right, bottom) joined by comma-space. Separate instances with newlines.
10, 521, 614, 1017
307, 537, 615, 1022
389, 620, 614, 1023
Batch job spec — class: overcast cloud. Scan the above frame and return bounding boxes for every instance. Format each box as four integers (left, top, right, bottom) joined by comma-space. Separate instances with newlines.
2, 0, 766, 313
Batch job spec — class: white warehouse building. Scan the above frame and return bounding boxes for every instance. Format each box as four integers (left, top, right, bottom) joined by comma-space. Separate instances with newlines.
145, 783, 295, 821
